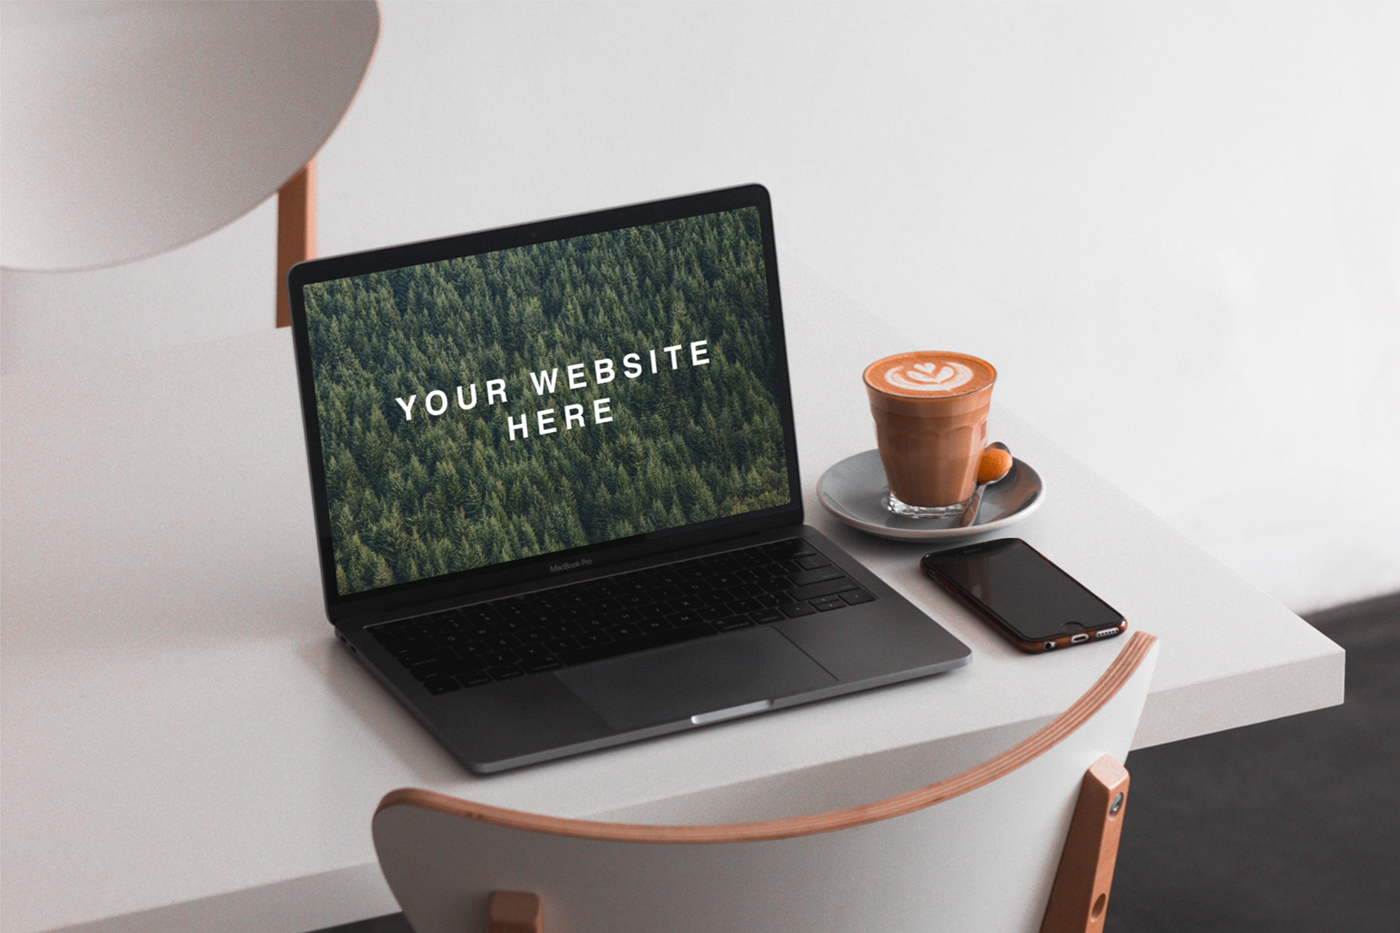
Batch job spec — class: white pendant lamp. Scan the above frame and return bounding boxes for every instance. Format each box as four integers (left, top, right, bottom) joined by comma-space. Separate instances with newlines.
0, 1, 380, 273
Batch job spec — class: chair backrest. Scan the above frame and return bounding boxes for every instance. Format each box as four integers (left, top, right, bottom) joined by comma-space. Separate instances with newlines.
374, 631, 1159, 933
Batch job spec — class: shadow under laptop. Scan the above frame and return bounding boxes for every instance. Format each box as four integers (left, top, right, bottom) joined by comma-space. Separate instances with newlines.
300, 635, 469, 787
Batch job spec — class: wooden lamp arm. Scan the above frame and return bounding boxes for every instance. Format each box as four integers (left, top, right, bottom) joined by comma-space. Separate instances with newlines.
276, 160, 317, 328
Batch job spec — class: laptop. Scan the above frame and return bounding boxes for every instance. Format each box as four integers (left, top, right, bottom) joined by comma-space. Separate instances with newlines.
287, 184, 970, 772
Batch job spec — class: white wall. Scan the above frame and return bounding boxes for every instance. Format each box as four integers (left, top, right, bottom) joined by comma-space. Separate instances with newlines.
4, 2, 1397, 614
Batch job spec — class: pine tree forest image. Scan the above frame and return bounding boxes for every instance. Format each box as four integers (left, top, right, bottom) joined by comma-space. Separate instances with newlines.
304, 207, 791, 595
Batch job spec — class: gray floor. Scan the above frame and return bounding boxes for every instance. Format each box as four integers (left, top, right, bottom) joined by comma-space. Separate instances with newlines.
1110, 591, 1400, 932
314, 593, 1400, 933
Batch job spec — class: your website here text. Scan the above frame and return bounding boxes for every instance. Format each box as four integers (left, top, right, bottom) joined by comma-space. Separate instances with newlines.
392, 340, 711, 441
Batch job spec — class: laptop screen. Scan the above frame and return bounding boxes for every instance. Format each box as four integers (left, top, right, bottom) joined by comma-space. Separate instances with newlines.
292, 189, 797, 604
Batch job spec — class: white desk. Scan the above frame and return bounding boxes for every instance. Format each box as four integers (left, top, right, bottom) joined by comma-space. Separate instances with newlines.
0, 256, 1342, 933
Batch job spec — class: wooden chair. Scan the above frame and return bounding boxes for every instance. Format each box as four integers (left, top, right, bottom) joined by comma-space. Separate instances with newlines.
374, 631, 1159, 933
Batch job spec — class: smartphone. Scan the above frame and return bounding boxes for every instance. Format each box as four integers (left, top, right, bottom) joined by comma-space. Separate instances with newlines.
921, 538, 1127, 653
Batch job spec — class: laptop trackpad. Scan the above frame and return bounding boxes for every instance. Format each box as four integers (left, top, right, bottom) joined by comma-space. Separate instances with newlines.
556, 628, 837, 732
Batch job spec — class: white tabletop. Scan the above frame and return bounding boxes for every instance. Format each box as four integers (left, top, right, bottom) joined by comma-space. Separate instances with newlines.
0, 255, 1342, 933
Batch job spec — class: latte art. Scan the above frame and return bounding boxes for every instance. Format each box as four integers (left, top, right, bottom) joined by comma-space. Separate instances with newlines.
866, 351, 995, 400
883, 360, 975, 394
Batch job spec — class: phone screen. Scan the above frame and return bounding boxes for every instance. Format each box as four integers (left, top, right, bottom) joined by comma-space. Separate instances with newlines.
922, 538, 1124, 647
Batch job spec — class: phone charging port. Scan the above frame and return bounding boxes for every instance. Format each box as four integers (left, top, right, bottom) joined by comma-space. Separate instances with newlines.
1071, 633, 1090, 644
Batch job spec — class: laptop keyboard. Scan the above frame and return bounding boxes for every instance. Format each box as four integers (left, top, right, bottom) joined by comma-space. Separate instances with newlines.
366, 538, 875, 695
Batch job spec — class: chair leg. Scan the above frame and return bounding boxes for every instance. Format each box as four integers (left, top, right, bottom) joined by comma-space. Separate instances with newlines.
276, 160, 317, 328
1040, 754, 1130, 933
489, 890, 543, 933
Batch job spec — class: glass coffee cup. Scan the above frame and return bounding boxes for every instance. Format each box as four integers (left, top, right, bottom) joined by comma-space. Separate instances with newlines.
863, 351, 998, 519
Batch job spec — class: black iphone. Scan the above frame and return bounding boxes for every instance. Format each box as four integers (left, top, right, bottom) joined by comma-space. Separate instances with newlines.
921, 538, 1127, 653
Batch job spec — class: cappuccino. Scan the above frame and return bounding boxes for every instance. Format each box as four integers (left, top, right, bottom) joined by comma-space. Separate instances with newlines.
863, 351, 997, 517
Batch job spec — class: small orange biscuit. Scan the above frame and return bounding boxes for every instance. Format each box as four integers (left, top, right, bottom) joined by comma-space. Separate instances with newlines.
977, 447, 1014, 484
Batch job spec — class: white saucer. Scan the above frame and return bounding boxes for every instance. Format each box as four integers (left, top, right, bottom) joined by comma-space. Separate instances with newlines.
816, 449, 1045, 541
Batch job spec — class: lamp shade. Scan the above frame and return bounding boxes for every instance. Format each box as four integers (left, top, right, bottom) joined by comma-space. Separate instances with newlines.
1, 1, 379, 271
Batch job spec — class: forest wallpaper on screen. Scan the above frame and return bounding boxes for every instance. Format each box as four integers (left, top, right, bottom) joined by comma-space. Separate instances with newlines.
304, 207, 790, 595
